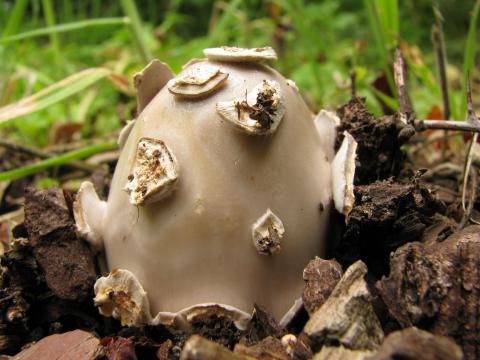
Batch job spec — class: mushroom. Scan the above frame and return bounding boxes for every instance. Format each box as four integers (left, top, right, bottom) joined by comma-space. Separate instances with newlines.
77, 46, 351, 325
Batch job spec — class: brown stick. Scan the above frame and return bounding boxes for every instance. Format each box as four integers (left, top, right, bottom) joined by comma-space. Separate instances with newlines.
393, 49, 413, 124
415, 119, 480, 133
350, 69, 356, 97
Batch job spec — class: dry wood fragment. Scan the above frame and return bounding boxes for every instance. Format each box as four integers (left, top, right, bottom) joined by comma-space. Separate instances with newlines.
376, 225, 480, 360
97, 336, 137, 359
367, 327, 463, 360
12, 330, 100, 360
180, 335, 249, 360
245, 304, 285, 344
304, 261, 384, 352
23, 187, 97, 301
302, 257, 343, 315
337, 176, 445, 276
313, 346, 373, 360
234, 336, 290, 360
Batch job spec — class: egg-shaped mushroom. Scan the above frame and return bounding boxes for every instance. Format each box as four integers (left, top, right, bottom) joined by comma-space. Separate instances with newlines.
76, 46, 339, 324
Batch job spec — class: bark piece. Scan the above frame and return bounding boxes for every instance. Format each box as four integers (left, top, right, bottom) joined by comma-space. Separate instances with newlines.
367, 327, 463, 360
98, 336, 137, 360
23, 188, 97, 301
337, 176, 445, 276
304, 261, 384, 352
12, 330, 100, 360
180, 335, 249, 360
302, 257, 343, 315
23, 187, 71, 243
336, 97, 414, 185
157, 339, 174, 360
313, 346, 373, 360
376, 225, 480, 360
234, 336, 290, 360
292, 332, 313, 360
0, 238, 43, 354
245, 304, 285, 345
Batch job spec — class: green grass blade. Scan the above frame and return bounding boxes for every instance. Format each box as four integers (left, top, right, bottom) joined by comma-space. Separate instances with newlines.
208, 0, 242, 43
2, 0, 29, 37
1, 18, 131, 43
369, 85, 399, 111
41, 0, 62, 66
0, 68, 111, 124
459, 0, 480, 120
0, 140, 118, 182
382, 0, 399, 46
364, 0, 396, 96
120, 0, 152, 63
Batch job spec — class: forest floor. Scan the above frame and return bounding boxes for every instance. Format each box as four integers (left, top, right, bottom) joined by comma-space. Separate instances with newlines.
0, 96, 478, 360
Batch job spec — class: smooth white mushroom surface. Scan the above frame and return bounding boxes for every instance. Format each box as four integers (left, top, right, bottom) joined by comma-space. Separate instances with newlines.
87, 53, 335, 321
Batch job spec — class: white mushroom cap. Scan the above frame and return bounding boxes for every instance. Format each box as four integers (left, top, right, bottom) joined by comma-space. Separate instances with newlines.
101, 58, 332, 320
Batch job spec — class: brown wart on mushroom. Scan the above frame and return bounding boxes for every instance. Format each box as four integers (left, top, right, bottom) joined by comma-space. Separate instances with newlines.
125, 137, 179, 206
94, 269, 152, 327
216, 80, 285, 135
134, 60, 174, 113
252, 209, 285, 255
332, 131, 357, 217
203, 46, 277, 62
167, 63, 228, 98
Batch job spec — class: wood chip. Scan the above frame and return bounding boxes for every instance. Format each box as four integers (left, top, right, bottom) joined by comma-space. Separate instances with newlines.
12, 330, 100, 360
376, 225, 480, 360
368, 327, 463, 360
304, 261, 384, 352
180, 335, 249, 360
302, 257, 343, 315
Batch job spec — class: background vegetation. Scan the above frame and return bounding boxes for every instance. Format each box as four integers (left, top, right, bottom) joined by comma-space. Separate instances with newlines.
0, 0, 479, 172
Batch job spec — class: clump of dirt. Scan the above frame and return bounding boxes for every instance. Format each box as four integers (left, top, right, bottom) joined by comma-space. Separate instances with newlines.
335, 96, 414, 185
